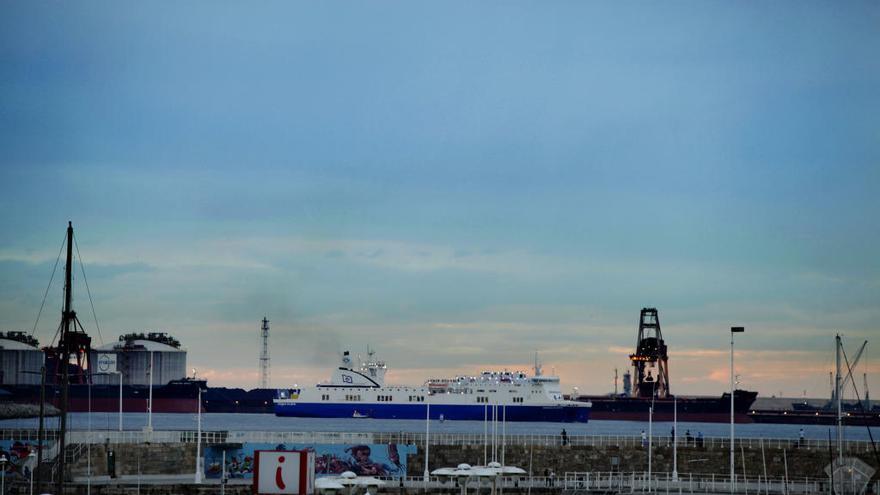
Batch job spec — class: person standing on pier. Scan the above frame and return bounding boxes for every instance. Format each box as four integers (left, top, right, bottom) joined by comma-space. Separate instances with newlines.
561, 429, 568, 446
641, 430, 647, 447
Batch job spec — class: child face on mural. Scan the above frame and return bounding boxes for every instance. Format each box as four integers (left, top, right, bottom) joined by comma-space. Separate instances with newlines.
353, 447, 373, 466
351, 446, 383, 475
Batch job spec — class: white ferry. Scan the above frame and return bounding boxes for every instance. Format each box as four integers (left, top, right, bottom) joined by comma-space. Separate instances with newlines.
274, 350, 591, 422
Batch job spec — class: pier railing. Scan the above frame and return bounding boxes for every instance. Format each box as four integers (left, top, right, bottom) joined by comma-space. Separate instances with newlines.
562, 471, 872, 495
325, 473, 878, 495
1, 428, 876, 453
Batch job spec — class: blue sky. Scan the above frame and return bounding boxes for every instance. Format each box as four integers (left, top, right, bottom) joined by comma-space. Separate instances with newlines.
1, 2, 878, 396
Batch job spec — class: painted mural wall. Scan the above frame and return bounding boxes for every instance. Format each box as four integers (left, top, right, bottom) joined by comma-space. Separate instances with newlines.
0, 439, 38, 480
204, 442, 416, 480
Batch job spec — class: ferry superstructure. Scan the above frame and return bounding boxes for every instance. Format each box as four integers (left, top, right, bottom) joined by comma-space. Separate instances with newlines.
274, 351, 591, 422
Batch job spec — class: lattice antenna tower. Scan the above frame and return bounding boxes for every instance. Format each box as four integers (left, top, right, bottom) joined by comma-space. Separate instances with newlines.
259, 317, 270, 388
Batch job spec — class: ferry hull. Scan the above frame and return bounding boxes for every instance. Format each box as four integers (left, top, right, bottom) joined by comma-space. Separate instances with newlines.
275, 402, 591, 423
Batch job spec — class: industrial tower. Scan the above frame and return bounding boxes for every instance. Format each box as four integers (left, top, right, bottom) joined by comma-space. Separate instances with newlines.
259, 317, 270, 388
629, 308, 670, 399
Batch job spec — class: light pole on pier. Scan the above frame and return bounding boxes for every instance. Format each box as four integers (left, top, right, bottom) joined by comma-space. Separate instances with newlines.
730, 326, 744, 494
147, 351, 154, 434
1, 454, 7, 495
648, 380, 656, 492
195, 383, 203, 484
424, 402, 430, 488
672, 395, 678, 481
648, 404, 653, 492
28, 451, 36, 495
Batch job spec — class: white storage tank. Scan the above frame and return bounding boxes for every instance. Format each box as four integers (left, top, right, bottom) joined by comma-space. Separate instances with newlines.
0, 331, 43, 385
91, 332, 187, 386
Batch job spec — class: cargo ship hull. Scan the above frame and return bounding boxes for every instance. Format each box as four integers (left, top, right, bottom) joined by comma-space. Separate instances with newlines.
747, 410, 880, 426
574, 390, 758, 424
0, 380, 203, 414
203, 387, 276, 413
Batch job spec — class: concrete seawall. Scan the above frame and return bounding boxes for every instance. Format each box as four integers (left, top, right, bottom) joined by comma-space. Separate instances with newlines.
62, 439, 874, 481
411, 441, 875, 480
1, 431, 875, 494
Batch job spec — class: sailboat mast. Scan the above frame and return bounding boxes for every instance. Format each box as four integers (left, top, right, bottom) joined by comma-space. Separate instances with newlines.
835, 334, 843, 469
56, 221, 74, 494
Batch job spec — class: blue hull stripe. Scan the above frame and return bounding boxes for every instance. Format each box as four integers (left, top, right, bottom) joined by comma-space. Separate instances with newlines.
275, 403, 590, 423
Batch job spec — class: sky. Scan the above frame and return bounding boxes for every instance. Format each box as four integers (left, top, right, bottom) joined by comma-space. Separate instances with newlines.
1, 2, 878, 398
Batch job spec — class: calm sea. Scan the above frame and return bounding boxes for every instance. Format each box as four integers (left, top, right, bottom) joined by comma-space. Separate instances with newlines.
1, 413, 878, 441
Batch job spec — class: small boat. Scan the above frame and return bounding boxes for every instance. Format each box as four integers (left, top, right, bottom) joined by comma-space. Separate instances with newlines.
352, 410, 370, 419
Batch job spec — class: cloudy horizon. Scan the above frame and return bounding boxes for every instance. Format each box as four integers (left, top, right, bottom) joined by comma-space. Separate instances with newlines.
1, 1, 878, 399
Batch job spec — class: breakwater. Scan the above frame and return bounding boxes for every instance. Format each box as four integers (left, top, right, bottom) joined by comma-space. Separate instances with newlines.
0, 402, 58, 420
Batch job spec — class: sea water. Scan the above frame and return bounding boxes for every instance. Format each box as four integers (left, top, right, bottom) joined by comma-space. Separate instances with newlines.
1, 412, 878, 441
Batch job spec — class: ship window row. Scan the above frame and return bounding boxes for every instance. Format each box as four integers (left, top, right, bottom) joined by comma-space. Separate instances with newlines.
476, 396, 489, 403
513, 397, 524, 403
377, 395, 393, 402
345, 395, 362, 401
321, 394, 330, 401
408, 395, 425, 402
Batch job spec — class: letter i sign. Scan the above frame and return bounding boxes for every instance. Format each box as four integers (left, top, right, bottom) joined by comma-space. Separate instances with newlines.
254, 450, 314, 494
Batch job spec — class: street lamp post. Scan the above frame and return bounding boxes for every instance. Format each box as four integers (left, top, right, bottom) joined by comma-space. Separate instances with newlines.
648, 404, 653, 492
117, 370, 123, 432
730, 326, 745, 494
146, 351, 154, 434
648, 381, 656, 493
424, 402, 430, 483
672, 396, 678, 481
93, 370, 124, 432
1, 454, 7, 495
195, 384, 203, 484
88, 374, 92, 495
28, 451, 36, 495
